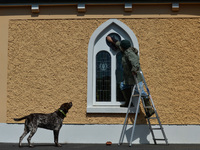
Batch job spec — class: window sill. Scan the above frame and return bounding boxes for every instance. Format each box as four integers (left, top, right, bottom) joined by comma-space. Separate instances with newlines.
87, 106, 137, 113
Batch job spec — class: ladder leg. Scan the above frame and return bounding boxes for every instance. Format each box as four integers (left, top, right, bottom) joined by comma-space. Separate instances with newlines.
141, 97, 157, 144
129, 94, 141, 147
139, 71, 168, 145
148, 94, 168, 144
129, 81, 143, 147
118, 85, 136, 145
155, 112, 169, 145
147, 119, 157, 144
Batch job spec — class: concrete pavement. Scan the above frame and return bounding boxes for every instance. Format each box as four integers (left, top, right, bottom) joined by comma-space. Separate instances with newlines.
0, 143, 200, 150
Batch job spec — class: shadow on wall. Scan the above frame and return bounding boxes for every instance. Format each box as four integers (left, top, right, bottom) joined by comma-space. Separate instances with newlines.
125, 125, 150, 144
124, 109, 150, 144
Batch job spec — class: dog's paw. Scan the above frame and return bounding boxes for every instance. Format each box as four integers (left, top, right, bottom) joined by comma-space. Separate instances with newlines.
29, 144, 34, 148
55, 143, 62, 147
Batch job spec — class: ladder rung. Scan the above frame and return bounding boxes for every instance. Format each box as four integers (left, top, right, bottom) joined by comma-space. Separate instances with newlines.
152, 127, 162, 130
144, 106, 153, 109
154, 139, 166, 141
132, 94, 139, 97
148, 117, 157, 119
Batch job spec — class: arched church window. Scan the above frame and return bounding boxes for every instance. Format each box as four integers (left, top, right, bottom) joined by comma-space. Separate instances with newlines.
87, 19, 139, 113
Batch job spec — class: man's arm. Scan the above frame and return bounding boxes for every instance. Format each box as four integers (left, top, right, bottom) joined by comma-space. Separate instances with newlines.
107, 36, 121, 50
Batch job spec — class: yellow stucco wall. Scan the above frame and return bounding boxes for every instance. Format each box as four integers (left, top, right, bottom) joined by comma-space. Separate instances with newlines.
7, 18, 200, 124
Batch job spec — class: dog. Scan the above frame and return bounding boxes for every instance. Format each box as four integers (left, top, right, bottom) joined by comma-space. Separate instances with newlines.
14, 102, 72, 147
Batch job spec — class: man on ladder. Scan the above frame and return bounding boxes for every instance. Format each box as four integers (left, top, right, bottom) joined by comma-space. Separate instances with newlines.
107, 36, 168, 146
106, 36, 155, 118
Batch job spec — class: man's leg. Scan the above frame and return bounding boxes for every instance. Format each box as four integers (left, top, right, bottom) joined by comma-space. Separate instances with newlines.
120, 82, 134, 107
136, 82, 155, 118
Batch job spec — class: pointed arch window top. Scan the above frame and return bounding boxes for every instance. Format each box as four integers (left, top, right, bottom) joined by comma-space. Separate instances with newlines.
88, 19, 139, 53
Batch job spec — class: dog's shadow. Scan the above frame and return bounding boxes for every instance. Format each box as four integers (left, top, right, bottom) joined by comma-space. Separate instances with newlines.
20, 143, 66, 148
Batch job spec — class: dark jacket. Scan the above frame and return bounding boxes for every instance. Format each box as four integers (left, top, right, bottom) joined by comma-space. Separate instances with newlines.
116, 41, 143, 85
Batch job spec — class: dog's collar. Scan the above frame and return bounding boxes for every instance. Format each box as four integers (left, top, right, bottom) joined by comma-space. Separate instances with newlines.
59, 109, 66, 117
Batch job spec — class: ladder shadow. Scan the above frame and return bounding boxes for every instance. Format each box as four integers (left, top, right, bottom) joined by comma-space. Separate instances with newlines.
125, 110, 151, 144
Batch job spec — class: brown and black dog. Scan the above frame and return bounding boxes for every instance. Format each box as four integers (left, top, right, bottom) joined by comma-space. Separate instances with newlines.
14, 102, 72, 147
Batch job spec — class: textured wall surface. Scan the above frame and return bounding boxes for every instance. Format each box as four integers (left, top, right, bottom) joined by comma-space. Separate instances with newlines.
7, 18, 200, 124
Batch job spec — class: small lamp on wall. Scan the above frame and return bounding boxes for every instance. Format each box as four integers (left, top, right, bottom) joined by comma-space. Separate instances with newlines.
172, 3, 179, 12
31, 4, 39, 13
124, 3, 133, 12
77, 3, 86, 13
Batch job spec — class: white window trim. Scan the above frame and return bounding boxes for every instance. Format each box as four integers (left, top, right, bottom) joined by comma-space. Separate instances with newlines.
87, 19, 139, 113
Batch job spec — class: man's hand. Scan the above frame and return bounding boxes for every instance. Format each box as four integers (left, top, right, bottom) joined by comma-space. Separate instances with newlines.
106, 36, 114, 43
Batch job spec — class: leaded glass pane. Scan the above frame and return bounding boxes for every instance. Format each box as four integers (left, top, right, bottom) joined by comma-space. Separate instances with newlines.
96, 51, 111, 102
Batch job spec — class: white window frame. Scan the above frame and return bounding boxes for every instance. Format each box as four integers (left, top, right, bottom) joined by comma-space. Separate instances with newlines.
87, 19, 139, 113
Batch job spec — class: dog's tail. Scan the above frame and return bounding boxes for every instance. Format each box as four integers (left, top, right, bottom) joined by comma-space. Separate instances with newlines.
13, 116, 28, 121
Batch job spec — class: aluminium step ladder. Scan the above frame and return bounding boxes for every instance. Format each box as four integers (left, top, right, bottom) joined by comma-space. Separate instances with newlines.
118, 71, 168, 147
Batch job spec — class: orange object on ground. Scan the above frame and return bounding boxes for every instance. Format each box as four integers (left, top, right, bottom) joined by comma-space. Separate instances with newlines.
106, 141, 112, 145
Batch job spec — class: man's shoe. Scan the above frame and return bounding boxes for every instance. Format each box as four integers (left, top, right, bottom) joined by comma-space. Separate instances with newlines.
143, 97, 155, 118
145, 111, 155, 118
